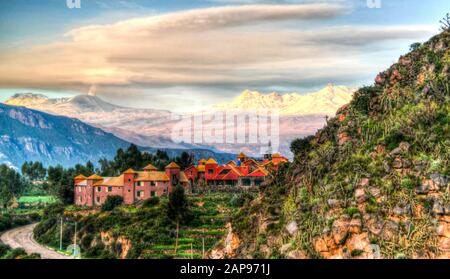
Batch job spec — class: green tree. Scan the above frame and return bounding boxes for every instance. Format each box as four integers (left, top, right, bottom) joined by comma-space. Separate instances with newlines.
21, 161, 46, 181
0, 165, 26, 209
175, 151, 194, 170
101, 196, 124, 211
167, 185, 191, 253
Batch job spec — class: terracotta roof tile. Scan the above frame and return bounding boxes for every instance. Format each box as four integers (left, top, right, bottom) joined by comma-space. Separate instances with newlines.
165, 162, 180, 169
143, 164, 157, 171
87, 174, 103, 180
123, 168, 136, 174
135, 171, 169, 182
205, 158, 218, 165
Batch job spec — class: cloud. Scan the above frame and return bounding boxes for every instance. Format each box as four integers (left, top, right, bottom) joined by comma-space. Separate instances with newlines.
0, 3, 436, 99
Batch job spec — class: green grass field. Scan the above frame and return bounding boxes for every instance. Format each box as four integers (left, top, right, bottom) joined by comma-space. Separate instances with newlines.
18, 196, 56, 204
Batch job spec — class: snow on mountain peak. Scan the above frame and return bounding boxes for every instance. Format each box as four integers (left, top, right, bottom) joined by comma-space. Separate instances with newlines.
213, 85, 355, 115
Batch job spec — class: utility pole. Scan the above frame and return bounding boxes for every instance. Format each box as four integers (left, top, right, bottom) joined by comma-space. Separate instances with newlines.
202, 228, 205, 259
74, 222, 77, 247
59, 217, 63, 251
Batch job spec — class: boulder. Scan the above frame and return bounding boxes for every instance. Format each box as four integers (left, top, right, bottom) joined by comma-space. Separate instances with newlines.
430, 173, 448, 189
349, 217, 362, 234
392, 157, 403, 169
286, 221, 298, 236
355, 188, 368, 204
381, 220, 399, 240
327, 199, 344, 209
436, 223, 450, 238
368, 187, 381, 198
432, 199, 445, 216
332, 215, 350, 245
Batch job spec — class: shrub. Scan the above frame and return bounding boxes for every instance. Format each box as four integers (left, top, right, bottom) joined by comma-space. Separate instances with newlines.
344, 207, 360, 217
143, 197, 160, 207
101, 196, 124, 212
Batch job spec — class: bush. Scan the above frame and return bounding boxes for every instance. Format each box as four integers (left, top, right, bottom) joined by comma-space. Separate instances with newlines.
0, 243, 10, 258
101, 196, 124, 212
143, 197, 160, 207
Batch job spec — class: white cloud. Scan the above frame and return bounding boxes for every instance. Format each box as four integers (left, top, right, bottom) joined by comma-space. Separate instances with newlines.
0, 3, 436, 103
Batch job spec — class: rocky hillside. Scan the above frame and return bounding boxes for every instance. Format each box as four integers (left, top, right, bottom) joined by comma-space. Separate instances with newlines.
214, 30, 450, 259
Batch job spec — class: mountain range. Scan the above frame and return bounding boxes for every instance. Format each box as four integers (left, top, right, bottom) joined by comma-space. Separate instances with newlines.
214, 84, 354, 115
4, 85, 354, 158
0, 103, 234, 169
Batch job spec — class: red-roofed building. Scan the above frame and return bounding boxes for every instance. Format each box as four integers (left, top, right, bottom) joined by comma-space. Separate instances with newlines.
184, 152, 289, 188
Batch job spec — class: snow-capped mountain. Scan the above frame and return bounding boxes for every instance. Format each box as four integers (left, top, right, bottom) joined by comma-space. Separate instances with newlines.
4, 84, 355, 159
213, 84, 354, 116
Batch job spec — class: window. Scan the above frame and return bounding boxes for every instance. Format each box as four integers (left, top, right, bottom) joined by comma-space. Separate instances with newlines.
208, 169, 214, 175
128, 179, 131, 182
172, 174, 178, 186
137, 191, 144, 198
96, 196, 100, 203
136, 181, 144, 187
151, 181, 156, 186
219, 169, 231, 176
151, 191, 156, 197
79, 196, 82, 203
97, 187, 101, 192
108, 186, 112, 192
78, 187, 82, 193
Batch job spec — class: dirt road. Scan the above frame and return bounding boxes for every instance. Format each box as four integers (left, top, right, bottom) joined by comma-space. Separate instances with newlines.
0, 223, 72, 259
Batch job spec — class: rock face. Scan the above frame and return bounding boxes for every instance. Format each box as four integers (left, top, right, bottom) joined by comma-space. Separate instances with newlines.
210, 223, 241, 259
227, 30, 450, 259
0, 103, 132, 168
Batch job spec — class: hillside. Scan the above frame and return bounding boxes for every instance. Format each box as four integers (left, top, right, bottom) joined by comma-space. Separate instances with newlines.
214, 30, 450, 259
34, 193, 243, 259
0, 103, 132, 168
0, 103, 235, 168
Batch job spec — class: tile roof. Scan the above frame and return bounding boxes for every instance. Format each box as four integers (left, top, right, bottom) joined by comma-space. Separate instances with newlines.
143, 164, 157, 171
197, 165, 205, 172
87, 174, 103, 180
135, 171, 169, 182
205, 158, 218, 165
123, 168, 136, 174
75, 174, 87, 180
94, 175, 125, 187
165, 162, 180, 169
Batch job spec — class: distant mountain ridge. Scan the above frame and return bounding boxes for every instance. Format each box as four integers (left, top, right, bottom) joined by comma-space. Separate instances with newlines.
213, 84, 355, 115
4, 84, 355, 158
0, 103, 234, 169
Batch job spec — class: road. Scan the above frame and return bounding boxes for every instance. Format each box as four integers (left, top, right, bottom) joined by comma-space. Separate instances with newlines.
0, 223, 72, 259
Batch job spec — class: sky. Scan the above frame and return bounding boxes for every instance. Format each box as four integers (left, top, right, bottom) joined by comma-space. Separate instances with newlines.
0, 0, 449, 112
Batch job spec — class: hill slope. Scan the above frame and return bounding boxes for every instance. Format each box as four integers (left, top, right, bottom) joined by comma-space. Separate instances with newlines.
216, 30, 450, 259
0, 104, 234, 168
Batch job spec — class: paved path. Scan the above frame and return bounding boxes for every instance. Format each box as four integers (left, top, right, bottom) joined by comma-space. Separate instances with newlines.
0, 223, 72, 259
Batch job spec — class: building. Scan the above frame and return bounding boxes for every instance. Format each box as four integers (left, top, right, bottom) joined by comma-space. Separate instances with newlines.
74, 162, 188, 207
184, 152, 289, 188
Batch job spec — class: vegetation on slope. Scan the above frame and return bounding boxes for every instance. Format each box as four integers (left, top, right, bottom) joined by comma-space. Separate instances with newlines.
33, 192, 246, 259
227, 28, 450, 259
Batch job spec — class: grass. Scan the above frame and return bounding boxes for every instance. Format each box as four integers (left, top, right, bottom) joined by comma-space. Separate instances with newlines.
18, 196, 56, 204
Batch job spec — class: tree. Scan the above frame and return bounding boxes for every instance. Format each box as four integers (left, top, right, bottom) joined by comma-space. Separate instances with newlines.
21, 161, 46, 181
175, 152, 194, 170
440, 13, 450, 31
409, 42, 422, 52
101, 196, 124, 211
167, 185, 191, 253
290, 136, 314, 156
0, 165, 26, 209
